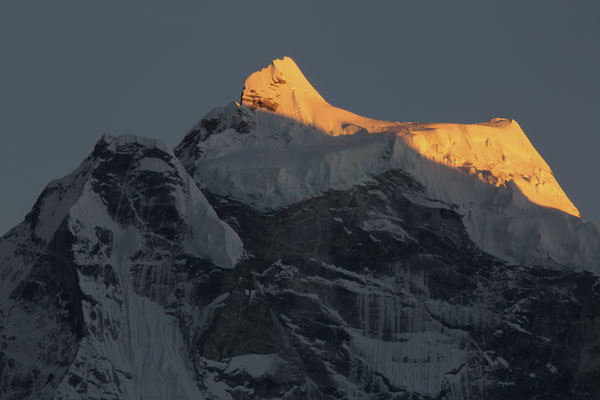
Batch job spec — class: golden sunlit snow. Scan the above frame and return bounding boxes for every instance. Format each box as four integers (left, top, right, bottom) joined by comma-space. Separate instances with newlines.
241, 57, 580, 217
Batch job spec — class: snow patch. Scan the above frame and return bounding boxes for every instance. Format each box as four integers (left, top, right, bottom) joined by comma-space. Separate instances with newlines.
224, 353, 285, 379
137, 157, 172, 173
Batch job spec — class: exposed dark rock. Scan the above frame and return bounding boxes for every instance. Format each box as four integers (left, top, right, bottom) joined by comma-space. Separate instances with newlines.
1, 139, 599, 399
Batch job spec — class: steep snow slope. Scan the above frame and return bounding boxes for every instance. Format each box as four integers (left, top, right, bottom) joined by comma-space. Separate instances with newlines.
176, 57, 600, 270
0, 134, 243, 399
240, 57, 579, 218
240, 57, 386, 135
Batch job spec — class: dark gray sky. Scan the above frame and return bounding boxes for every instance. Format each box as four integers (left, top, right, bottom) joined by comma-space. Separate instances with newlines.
1, 1, 599, 234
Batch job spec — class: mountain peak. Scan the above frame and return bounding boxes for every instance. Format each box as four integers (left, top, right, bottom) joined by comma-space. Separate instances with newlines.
240, 57, 383, 134
178, 57, 588, 267
241, 57, 325, 112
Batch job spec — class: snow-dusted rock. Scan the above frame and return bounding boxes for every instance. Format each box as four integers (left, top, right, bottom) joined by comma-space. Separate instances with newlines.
0, 134, 243, 399
176, 57, 600, 271
2, 57, 600, 400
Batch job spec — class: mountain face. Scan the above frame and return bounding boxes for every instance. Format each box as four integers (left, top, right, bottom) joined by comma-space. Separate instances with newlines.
1, 135, 242, 399
176, 58, 599, 271
2, 58, 600, 399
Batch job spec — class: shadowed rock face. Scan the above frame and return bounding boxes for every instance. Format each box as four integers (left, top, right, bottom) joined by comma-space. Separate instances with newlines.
1, 143, 599, 399
0, 135, 242, 399
184, 170, 599, 399
0, 220, 83, 399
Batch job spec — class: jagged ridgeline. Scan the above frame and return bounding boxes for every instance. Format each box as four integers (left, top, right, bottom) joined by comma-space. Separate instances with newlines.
1, 57, 599, 399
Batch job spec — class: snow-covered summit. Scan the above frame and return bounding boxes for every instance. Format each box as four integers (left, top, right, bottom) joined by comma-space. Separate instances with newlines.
240, 57, 385, 135
22, 133, 244, 269
0, 133, 246, 399
241, 56, 323, 111
237, 57, 579, 218
177, 57, 599, 271
3, 59, 600, 400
